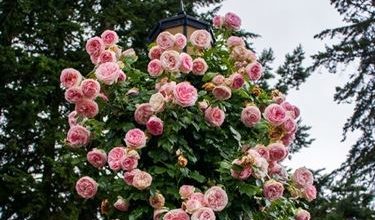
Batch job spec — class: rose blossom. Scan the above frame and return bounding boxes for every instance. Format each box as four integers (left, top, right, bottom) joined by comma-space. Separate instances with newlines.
149, 92, 165, 113
154, 208, 169, 220
282, 133, 295, 147
302, 185, 317, 202
246, 62, 263, 81
90, 52, 100, 65
123, 169, 141, 185
179, 53, 193, 74
268, 142, 288, 162
192, 58, 208, 75
253, 156, 269, 179
159, 81, 176, 101
75, 99, 99, 118
87, 148, 107, 168
173, 82, 198, 107
212, 74, 225, 85
263, 180, 284, 201
60, 68, 82, 88
114, 197, 129, 212
224, 12, 241, 30
205, 106, 225, 127
163, 209, 190, 220
81, 79, 100, 99
134, 103, 154, 125
190, 29, 211, 49
263, 103, 287, 126
148, 59, 164, 77
295, 209, 311, 220
120, 151, 140, 171
226, 36, 245, 49
179, 185, 195, 199
95, 62, 121, 85
191, 207, 216, 220
75, 176, 98, 199
124, 128, 146, 149
212, 85, 232, 101
148, 45, 163, 60
268, 162, 288, 180
156, 31, 175, 50
65, 86, 83, 103
98, 50, 116, 64
68, 111, 78, 127
198, 100, 209, 112
132, 171, 152, 190
85, 36, 105, 55
254, 144, 270, 160
108, 146, 126, 171
241, 105, 261, 127
149, 193, 165, 209
184, 198, 203, 214
101, 30, 119, 46
146, 116, 164, 136
231, 46, 256, 62
190, 192, 207, 206
204, 186, 228, 212
174, 33, 187, 50
160, 50, 181, 72
212, 15, 224, 28
229, 73, 244, 89
122, 48, 137, 60
231, 159, 252, 180
127, 87, 139, 96
283, 117, 297, 133
67, 125, 90, 147
292, 167, 314, 187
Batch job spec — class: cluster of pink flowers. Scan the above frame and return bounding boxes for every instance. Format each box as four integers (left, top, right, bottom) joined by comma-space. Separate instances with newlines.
291, 167, 317, 202
152, 185, 228, 220
230, 148, 269, 180
212, 12, 242, 30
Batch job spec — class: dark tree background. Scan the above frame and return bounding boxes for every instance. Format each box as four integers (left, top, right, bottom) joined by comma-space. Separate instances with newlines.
0, 0, 312, 219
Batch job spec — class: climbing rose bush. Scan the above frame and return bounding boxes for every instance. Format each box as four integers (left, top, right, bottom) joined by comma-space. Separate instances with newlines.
60, 12, 315, 220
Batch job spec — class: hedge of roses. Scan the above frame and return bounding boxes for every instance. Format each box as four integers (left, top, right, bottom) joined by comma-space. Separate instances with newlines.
61, 12, 315, 220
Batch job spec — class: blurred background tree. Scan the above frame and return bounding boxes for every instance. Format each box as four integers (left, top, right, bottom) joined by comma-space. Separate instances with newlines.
0, 0, 312, 219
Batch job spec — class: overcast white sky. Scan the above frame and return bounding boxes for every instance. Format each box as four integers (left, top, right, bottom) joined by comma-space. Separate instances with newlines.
217, 0, 359, 173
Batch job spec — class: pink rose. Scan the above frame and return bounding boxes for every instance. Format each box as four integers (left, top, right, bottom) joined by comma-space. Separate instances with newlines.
192, 58, 208, 75
163, 209, 189, 220
302, 185, 317, 202
90, 52, 100, 65
204, 186, 228, 212
132, 171, 152, 190
179, 53, 193, 74
149, 193, 165, 209
190, 192, 207, 206
75, 176, 97, 199
120, 155, 139, 171
254, 144, 270, 160
173, 82, 198, 107
241, 105, 261, 127
160, 50, 181, 72
146, 116, 164, 136
60, 68, 82, 88
156, 31, 175, 50
75, 99, 99, 118
263, 180, 284, 201
174, 33, 187, 50
101, 30, 119, 46
229, 73, 244, 89
185, 198, 203, 214
154, 208, 169, 220
149, 93, 165, 113
148, 45, 163, 60
85, 36, 105, 55
263, 103, 287, 126
95, 62, 121, 85
246, 62, 263, 81
212, 85, 232, 101
224, 12, 241, 30
212, 15, 224, 28
67, 125, 90, 147
179, 185, 195, 199
159, 81, 176, 101
148, 59, 164, 77
191, 207, 216, 220
226, 36, 245, 49
212, 74, 225, 85
108, 146, 126, 171
134, 103, 154, 125
68, 111, 78, 127
123, 169, 141, 185
204, 106, 225, 127
268, 143, 288, 162
282, 133, 295, 147
292, 167, 314, 187
253, 156, 269, 179
65, 86, 83, 103
268, 162, 288, 180
87, 148, 107, 169
190, 29, 211, 49
124, 128, 146, 149
98, 50, 116, 64
281, 101, 300, 119
295, 209, 311, 220
81, 79, 100, 99
198, 100, 209, 112
114, 197, 129, 212
231, 46, 256, 62
231, 159, 252, 180
283, 117, 297, 133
